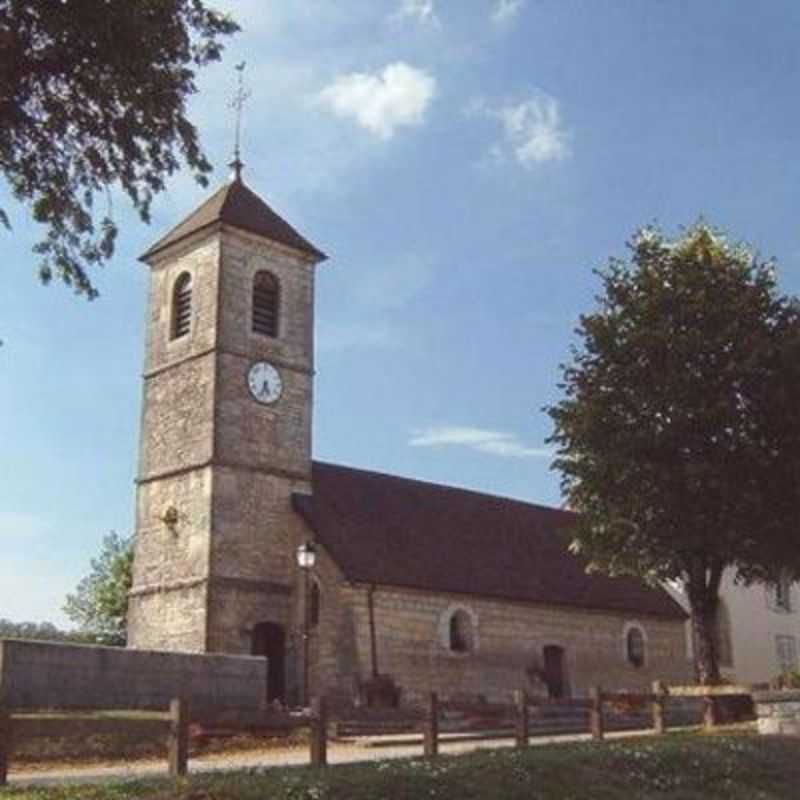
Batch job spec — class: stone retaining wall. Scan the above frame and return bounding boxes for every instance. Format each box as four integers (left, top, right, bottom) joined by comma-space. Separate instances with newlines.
753, 689, 800, 736
0, 638, 267, 713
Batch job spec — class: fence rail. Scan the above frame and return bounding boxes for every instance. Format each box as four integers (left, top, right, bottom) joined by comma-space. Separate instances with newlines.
0, 682, 754, 784
409, 682, 753, 753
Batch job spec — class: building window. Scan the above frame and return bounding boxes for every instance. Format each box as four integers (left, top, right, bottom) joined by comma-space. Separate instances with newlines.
714, 599, 734, 668
449, 610, 473, 653
439, 605, 478, 655
252, 271, 279, 337
626, 626, 646, 668
171, 272, 192, 339
767, 572, 793, 613
776, 635, 798, 674
309, 580, 321, 628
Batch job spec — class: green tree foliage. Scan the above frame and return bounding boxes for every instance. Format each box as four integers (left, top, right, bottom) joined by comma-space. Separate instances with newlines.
0, 618, 91, 643
64, 532, 133, 645
0, 0, 238, 297
547, 223, 800, 683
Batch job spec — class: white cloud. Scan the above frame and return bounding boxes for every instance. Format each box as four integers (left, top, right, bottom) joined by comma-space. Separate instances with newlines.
491, 0, 525, 25
318, 62, 436, 139
473, 94, 571, 168
410, 426, 552, 459
393, 0, 440, 27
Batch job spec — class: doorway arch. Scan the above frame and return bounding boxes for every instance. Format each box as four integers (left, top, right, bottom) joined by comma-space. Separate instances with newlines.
251, 622, 286, 703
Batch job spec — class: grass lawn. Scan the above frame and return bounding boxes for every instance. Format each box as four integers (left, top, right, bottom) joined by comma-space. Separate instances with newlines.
2, 732, 800, 800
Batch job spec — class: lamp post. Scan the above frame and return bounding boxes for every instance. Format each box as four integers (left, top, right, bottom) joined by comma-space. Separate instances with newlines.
297, 541, 316, 706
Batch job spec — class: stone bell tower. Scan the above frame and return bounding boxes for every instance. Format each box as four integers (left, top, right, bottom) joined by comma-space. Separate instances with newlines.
127, 173, 326, 672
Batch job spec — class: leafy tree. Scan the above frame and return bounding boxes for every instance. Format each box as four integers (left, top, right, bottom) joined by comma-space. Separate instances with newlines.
64, 532, 133, 645
0, 0, 238, 297
547, 223, 800, 684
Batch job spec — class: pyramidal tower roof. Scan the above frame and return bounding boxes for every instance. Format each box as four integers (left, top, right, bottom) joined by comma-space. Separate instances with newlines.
140, 176, 326, 262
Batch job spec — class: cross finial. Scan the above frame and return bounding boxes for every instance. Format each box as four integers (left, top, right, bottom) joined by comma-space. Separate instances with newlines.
229, 61, 251, 181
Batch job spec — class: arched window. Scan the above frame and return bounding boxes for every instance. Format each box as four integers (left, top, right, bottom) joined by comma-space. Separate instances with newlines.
626, 627, 645, 668
310, 580, 321, 628
449, 610, 473, 653
171, 272, 192, 339
252, 271, 279, 337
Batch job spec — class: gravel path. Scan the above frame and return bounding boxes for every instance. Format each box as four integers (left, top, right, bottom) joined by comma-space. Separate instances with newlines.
5, 728, 667, 787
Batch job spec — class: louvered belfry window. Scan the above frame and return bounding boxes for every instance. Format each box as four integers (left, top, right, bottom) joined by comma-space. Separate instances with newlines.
253, 271, 279, 337
172, 272, 192, 339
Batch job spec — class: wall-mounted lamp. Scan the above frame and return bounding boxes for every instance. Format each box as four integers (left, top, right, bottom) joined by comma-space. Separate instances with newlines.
160, 506, 180, 534
296, 541, 317, 705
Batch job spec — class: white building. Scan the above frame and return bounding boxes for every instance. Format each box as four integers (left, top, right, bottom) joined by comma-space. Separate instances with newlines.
671, 572, 800, 684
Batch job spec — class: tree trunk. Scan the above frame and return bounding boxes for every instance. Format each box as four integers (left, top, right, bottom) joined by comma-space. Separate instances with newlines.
690, 599, 720, 685
686, 557, 724, 685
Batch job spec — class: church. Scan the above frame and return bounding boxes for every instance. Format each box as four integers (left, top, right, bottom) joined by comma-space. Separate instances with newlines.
127, 170, 690, 709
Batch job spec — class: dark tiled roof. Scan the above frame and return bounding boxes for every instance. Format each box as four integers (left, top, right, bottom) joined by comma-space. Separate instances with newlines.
293, 462, 686, 620
141, 178, 326, 262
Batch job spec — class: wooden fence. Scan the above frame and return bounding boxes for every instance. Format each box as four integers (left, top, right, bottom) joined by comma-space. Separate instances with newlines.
0, 696, 330, 786
0, 684, 751, 784
415, 682, 752, 758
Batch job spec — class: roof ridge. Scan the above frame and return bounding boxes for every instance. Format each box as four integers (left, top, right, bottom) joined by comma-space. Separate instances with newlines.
311, 459, 572, 517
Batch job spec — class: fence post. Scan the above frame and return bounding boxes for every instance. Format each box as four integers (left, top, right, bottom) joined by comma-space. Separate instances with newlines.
589, 686, 604, 741
703, 692, 718, 730
310, 696, 328, 767
0, 702, 10, 787
167, 696, 189, 778
652, 680, 666, 735
514, 689, 529, 748
423, 692, 439, 758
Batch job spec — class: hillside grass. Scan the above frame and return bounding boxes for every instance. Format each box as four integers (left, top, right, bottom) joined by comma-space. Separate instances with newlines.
3, 732, 800, 800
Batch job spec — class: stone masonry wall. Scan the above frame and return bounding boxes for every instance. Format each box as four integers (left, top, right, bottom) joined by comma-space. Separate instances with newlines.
318, 584, 690, 707
142, 232, 221, 375
129, 230, 222, 650
210, 468, 311, 588
0, 638, 266, 712
128, 467, 213, 651
127, 582, 208, 653
213, 228, 315, 478
754, 690, 800, 736
138, 231, 221, 480
132, 468, 213, 587
300, 541, 358, 707
217, 227, 315, 371
203, 229, 318, 655
138, 355, 216, 477
130, 209, 322, 661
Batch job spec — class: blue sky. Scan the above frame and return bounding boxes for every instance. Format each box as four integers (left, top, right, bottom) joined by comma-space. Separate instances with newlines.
3, 0, 800, 625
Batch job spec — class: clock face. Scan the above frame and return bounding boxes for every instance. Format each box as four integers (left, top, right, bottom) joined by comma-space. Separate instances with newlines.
247, 361, 283, 405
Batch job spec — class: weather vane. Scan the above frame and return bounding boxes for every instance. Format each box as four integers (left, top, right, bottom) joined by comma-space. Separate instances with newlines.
229, 61, 251, 181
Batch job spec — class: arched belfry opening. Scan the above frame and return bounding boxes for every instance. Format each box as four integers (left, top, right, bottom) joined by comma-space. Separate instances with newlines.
252, 270, 279, 337
252, 622, 286, 703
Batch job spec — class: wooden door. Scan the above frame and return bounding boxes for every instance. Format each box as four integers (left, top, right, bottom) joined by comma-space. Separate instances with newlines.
252, 622, 286, 703
543, 645, 567, 699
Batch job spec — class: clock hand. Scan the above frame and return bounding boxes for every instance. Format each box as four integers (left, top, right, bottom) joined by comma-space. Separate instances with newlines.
261, 379, 270, 396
